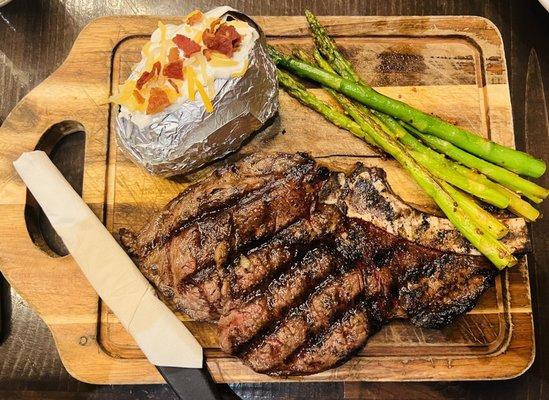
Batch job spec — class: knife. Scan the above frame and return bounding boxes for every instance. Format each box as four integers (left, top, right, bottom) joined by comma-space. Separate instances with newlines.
13, 151, 232, 400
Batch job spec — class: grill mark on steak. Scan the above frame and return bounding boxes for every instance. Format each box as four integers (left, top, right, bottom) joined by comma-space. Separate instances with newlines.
280, 302, 375, 375
221, 204, 343, 305
120, 152, 320, 257
239, 267, 366, 373
175, 266, 222, 320
218, 245, 340, 354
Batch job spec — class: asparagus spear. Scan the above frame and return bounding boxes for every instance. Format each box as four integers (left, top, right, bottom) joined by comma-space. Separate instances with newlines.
402, 122, 549, 200
305, 10, 358, 81
268, 46, 546, 178
292, 49, 378, 147
436, 180, 509, 239
312, 48, 337, 75
277, 70, 515, 266
341, 99, 509, 237
334, 93, 510, 208
501, 187, 541, 222
451, 161, 540, 222
292, 49, 316, 69
276, 70, 370, 142
307, 49, 511, 209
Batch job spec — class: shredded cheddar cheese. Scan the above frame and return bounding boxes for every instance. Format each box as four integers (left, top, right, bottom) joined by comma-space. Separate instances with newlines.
196, 53, 214, 98
193, 30, 203, 43
111, 8, 257, 118
164, 85, 180, 104
186, 66, 197, 101
231, 59, 249, 78
109, 80, 137, 104
195, 77, 213, 112
210, 54, 240, 68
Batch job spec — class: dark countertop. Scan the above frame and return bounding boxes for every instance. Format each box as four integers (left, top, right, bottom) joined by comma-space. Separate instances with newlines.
0, 1, 548, 399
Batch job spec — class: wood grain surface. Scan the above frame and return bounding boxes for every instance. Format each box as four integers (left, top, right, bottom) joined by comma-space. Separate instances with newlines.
0, 1, 547, 399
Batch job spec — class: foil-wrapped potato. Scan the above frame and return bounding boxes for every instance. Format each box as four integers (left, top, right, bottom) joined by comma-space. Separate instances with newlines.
110, 7, 278, 176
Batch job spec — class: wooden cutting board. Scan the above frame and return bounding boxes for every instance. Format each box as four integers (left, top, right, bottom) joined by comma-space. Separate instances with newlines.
0, 15, 534, 384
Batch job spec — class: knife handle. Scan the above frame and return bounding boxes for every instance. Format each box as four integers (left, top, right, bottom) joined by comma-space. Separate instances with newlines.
157, 365, 239, 400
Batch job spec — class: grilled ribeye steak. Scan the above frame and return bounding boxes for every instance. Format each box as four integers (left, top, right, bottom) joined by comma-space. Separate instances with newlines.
120, 152, 515, 376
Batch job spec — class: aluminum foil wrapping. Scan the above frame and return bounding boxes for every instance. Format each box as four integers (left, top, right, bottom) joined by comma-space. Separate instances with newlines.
115, 13, 278, 177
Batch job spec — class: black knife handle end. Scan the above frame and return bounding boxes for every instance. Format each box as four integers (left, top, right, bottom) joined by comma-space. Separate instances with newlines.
157, 365, 239, 400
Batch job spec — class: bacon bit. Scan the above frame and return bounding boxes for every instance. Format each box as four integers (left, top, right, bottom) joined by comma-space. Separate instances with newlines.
202, 23, 242, 58
168, 79, 180, 94
132, 90, 145, 104
202, 28, 215, 48
152, 61, 161, 76
163, 59, 184, 80
146, 87, 170, 115
185, 10, 204, 25
202, 48, 213, 61
136, 71, 153, 90
168, 47, 180, 63
136, 61, 161, 90
172, 34, 201, 57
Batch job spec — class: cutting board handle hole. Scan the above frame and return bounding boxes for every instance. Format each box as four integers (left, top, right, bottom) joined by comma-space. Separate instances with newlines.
24, 120, 86, 257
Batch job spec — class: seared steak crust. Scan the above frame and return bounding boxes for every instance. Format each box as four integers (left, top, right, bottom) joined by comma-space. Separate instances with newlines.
121, 153, 506, 376
321, 165, 530, 255
218, 215, 495, 375
337, 219, 497, 329
121, 152, 330, 320
281, 303, 373, 375
121, 152, 319, 256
